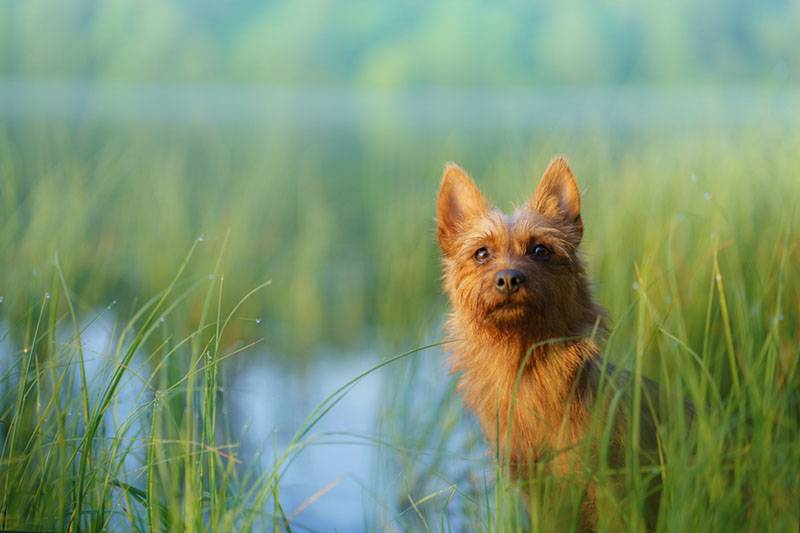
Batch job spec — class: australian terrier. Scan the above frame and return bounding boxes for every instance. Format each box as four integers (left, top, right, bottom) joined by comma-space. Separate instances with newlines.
437, 157, 672, 528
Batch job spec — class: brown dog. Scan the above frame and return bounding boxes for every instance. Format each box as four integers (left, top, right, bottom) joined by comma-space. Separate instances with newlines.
437, 158, 667, 528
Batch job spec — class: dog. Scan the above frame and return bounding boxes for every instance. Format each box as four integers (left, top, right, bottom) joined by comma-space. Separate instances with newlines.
437, 157, 676, 529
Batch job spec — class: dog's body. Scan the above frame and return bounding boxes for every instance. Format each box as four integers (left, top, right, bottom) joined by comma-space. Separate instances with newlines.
437, 158, 666, 528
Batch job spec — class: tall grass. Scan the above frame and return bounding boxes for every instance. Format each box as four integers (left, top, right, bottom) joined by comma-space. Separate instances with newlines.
1, 100, 799, 529
0, 241, 448, 530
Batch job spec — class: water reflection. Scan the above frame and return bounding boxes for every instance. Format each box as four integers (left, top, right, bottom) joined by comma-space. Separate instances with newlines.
47, 315, 480, 530
230, 351, 382, 529
76, 314, 152, 478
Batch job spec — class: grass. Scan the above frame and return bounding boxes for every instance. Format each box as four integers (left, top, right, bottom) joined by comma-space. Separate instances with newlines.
0, 94, 799, 530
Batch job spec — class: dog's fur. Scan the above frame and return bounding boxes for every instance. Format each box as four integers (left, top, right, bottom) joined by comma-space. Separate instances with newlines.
436, 158, 666, 528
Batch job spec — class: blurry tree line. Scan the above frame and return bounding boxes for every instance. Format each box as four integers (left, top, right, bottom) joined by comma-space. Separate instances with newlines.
1, 0, 797, 85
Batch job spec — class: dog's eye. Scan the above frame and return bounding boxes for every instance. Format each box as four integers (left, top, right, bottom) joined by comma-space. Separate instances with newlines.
474, 247, 491, 263
528, 244, 552, 259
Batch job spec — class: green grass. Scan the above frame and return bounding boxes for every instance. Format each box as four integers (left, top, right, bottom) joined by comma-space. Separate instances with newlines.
0, 107, 799, 530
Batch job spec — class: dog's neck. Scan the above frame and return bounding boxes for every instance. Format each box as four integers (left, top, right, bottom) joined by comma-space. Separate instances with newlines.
447, 312, 602, 374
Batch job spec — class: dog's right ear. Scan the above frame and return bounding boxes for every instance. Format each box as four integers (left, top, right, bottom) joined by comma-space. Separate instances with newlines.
531, 157, 583, 243
437, 163, 489, 256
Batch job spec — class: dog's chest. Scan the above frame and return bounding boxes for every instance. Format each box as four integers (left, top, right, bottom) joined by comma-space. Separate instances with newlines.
452, 342, 592, 467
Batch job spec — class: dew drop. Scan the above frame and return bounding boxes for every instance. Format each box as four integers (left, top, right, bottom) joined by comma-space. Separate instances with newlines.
45, 292, 51, 300
632, 282, 640, 291
208, 274, 216, 281
0, 296, 4, 304
107, 299, 117, 310
255, 318, 262, 325
690, 175, 698, 183
196, 233, 206, 242
703, 191, 712, 201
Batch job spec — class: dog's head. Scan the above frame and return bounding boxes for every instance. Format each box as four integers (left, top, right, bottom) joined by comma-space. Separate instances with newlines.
436, 157, 594, 336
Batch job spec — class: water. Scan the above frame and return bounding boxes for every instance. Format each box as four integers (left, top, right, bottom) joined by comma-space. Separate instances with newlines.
227, 344, 484, 530
229, 352, 383, 529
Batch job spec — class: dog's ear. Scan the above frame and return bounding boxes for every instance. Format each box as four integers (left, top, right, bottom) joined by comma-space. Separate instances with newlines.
531, 157, 583, 240
437, 163, 489, 255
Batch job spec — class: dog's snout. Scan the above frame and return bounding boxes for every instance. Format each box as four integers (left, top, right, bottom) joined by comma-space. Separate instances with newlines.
494, 269, 525, 295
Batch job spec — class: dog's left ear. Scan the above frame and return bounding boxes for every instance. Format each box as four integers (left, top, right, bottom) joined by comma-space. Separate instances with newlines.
531, 157, 583, 240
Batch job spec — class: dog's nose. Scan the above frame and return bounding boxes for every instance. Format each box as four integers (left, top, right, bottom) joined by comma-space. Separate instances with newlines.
494, 269, 525, 295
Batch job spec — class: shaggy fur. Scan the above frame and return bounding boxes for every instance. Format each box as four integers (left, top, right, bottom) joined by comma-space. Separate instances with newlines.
436, 157, 664, 528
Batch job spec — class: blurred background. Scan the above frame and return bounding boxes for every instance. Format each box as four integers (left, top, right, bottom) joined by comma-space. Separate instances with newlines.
2, 0, 798, 349
1, 1, 799, 530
